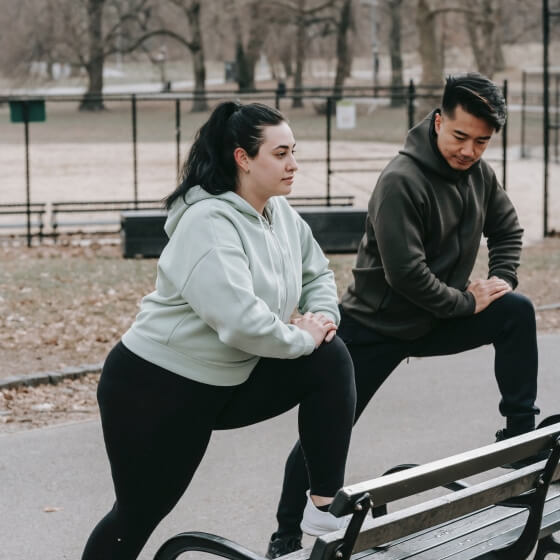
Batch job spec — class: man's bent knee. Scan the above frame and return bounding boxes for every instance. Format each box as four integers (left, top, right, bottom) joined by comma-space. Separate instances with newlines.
492, 292, 535, 323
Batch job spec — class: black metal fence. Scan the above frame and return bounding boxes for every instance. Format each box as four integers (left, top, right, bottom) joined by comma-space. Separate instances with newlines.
1, 81, 508, 245
520, 68, 560, 161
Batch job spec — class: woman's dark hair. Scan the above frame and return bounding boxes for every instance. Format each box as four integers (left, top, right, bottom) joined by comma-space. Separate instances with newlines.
165, 101, 285, 209
441, 73, 507, 132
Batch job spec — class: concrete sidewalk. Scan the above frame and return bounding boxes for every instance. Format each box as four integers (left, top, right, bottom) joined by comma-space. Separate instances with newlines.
1, 334, 558, 560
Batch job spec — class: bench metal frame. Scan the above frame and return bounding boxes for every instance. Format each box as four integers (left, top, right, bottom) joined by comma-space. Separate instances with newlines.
153, 420, 560, 560
50, 199, 164, 237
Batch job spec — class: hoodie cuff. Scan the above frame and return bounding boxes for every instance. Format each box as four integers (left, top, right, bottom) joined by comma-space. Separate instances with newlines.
300, 330, 317, 355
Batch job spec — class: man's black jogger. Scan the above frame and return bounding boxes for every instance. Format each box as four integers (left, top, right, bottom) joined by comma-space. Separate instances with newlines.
273, 292, 539, 537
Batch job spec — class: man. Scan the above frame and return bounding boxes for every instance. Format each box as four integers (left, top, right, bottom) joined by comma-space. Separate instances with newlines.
266, 73, 540, 558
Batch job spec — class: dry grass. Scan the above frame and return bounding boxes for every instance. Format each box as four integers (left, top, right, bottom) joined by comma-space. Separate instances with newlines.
0, 237, 558, 433
0, 237, 558, 382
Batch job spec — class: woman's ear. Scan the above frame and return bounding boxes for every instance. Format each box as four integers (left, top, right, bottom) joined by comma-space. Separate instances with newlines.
233, 147, 250, 173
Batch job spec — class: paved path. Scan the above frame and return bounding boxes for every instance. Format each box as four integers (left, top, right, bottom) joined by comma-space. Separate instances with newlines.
1, 334, 558, 559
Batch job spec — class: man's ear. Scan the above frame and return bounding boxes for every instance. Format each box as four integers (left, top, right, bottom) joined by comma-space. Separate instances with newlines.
434, 112, 442, 135
233, 147, 250, 173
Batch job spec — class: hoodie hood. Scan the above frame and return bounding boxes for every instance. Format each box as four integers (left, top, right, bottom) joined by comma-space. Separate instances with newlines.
399, 109, 481, 183
165, 185, 273, 238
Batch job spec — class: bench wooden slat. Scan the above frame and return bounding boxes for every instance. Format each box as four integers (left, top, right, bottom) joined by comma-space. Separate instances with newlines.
331, 424, 560, 516
363, 487, 560, 559
314, 485, 560, 560
312, 463, 560, 560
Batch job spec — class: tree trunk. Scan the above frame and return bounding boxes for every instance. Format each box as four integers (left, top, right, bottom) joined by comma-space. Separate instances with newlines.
493, 0, 506, 74
333, 0, 353, 99
280, 42, 293, 79
388, 0, 405, 107
292, 0, 307, 108
235, 39, 253, 92
241, 1, 269, 92
466, 0, 504, 78
80, 0, 106, 111
186, 0, 208, 112
230, 1, 266, 92
466, 0, 493, 77
415, 0, 443, 119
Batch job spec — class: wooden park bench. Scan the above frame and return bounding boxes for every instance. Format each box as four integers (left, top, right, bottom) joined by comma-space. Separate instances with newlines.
121, 195, 365, 258
153, 417, 560, 560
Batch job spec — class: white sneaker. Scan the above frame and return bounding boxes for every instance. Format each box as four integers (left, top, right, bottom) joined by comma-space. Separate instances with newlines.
300, 491, 351, 536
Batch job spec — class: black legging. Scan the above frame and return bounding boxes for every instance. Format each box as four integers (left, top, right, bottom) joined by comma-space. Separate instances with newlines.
273, 292, 539, 536
82, 337, 355, 559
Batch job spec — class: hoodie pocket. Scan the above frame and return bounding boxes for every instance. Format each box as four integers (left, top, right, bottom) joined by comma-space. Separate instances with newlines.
351, 267, 390, 312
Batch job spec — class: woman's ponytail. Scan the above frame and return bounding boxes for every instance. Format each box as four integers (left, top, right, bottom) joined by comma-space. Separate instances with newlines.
165, 101, 284, 210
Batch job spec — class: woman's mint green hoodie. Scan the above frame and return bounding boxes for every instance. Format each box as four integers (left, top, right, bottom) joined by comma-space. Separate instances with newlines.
122, 186, 340, 386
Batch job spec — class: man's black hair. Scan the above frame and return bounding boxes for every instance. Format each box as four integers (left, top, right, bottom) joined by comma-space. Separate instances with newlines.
441, 73, 507, 132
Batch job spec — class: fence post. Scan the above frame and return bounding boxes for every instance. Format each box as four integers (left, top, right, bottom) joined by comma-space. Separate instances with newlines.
520, 70, 527, 158
131, 94, 138, 209
543, 0, 549, 237
502, 79, 508, 191
23, 101, 31, 247
555, 74, 559, 163
326, 97, 332, 207
407, 79, 415, 130
175, 99, 181, 178
275, 81, 286, 110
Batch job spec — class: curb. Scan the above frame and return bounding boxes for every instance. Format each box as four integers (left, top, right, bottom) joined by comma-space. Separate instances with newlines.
0, 363, 103, 390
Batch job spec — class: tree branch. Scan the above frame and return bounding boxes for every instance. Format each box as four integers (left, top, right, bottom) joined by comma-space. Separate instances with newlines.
105, 28, 195, 58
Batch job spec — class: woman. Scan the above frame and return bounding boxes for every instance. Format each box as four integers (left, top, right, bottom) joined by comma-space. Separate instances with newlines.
82, 101, 356, 559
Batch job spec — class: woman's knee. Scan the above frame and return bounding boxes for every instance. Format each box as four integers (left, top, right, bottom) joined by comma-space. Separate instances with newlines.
308, 336, 355, 389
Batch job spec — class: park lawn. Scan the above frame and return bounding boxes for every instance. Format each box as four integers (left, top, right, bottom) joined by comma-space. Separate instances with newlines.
0, 237, 558, 382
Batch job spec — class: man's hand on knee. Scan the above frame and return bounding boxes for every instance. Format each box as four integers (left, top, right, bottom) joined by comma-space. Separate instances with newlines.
467, 277, 512, 314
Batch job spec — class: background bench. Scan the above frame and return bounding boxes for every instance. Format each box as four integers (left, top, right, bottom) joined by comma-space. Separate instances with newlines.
51, 199, 164, 238
153, 418, 560, 560
0, 203, 46, 239
121, 197, 366, 258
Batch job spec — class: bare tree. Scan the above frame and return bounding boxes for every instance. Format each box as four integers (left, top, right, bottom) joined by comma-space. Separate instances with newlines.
63, 0, 153, 111
0, 0, 82, 81
414, 0, 472, 117
225, 0, 270, 92
125, 0, 209, 111
267, 0, 336, 107
416, 0, 443, 87
333, 0, 355, 98
81, 0, 106, 110
465, 0, 505, 78
386, 0, 404, 106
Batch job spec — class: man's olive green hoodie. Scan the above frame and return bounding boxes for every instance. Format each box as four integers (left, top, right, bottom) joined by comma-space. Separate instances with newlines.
122, 186, 339, 386
342, 110, 523, 340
